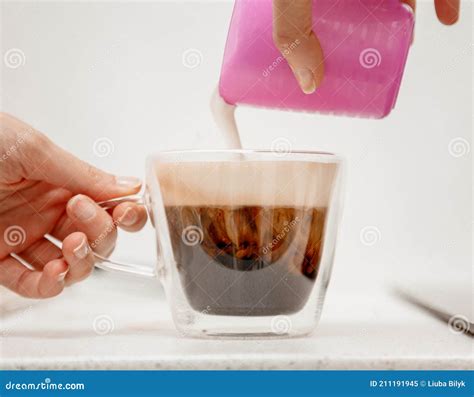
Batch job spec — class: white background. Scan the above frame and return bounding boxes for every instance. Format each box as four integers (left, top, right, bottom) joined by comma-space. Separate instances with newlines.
1, 1, 472, 314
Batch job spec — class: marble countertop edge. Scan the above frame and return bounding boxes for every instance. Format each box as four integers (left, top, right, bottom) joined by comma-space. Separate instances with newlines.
1, 357, 472, 371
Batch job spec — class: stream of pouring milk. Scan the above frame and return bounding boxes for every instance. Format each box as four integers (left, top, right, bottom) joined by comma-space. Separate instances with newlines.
211, 88, 242, 150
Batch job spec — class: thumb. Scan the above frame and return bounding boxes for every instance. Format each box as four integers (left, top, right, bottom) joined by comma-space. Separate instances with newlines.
434, 0, 460, 25
273, 0, 324, 94
25, 131, 141, 201
283, 33, 325, 94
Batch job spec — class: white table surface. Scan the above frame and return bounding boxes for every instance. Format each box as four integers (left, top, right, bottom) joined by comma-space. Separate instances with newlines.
0, 270, 472, 370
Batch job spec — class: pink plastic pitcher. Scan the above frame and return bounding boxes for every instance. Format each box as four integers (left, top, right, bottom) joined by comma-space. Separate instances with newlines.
219, 0, 414, 118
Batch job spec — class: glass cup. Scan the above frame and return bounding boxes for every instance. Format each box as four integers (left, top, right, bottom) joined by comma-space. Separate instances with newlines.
98, 150, 344, 338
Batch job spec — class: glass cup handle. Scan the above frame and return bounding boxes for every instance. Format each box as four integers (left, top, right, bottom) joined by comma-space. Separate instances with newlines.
91, 194, 156, 278
97, 194, 144, 210
45, 194, 156, 278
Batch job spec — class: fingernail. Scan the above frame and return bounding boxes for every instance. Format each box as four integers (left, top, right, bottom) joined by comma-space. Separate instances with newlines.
71, 195, 96, 221
73, 236, 90, 260
116, 176, 142, 190
57, 269, 69, 282
295, 68, 316, 94
118, 207, 137, 227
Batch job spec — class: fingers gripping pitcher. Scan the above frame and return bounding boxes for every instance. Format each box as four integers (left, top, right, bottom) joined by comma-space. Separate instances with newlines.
219, 0, 414, 118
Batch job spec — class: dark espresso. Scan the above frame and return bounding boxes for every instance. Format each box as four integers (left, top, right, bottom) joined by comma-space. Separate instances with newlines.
166, 206, 327, 316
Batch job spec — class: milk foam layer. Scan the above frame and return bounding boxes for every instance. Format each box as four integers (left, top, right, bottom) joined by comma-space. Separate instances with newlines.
156, 161, 338, 207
